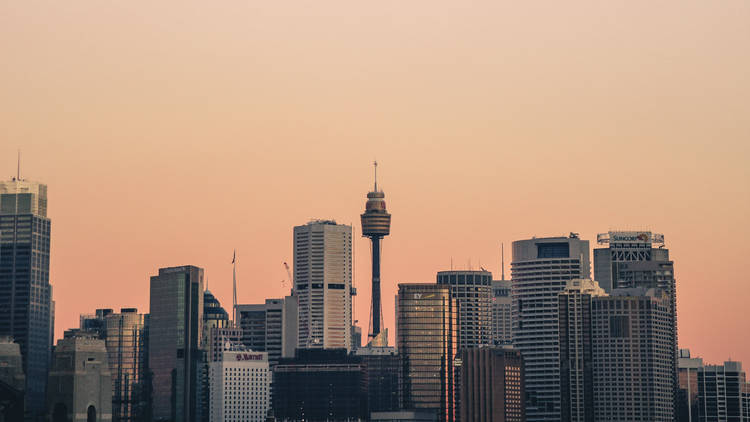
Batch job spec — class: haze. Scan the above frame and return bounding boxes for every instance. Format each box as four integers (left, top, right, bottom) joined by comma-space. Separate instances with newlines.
1, 1, 748, 365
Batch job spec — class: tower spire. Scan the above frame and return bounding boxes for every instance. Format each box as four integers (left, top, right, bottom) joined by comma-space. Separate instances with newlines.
17, 150, 20, 181
501, 243, 505, 281
373, 160, 378, 191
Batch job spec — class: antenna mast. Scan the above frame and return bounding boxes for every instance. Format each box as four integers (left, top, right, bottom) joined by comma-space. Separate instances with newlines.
373, 160, 378, 191
232, 250, 237, 325
501, 243, 505, 281
17, 150, 20, 181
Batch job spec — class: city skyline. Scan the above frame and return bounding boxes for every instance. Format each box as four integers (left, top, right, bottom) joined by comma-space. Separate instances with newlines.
2, 0, 749, 371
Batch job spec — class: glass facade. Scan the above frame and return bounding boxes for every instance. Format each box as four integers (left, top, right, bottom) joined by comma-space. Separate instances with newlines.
106, 309, 148, 422
149, 266, 204, 422
397, 284, 457, 422
0, 180, 52, 417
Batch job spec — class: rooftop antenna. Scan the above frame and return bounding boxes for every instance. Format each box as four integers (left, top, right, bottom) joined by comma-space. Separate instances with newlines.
232, 250, 237, 325
17, 149, 20, 181
373, 160, 378, 191
501, 243, 506, 281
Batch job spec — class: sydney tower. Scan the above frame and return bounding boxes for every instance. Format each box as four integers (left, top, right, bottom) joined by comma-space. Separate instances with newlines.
360, 162, 391, 342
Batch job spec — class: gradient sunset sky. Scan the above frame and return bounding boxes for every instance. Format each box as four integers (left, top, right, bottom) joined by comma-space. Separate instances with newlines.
1, 1, 748, 365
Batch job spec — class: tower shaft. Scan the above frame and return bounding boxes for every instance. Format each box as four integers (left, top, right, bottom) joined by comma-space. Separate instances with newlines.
370, 236, 382, 337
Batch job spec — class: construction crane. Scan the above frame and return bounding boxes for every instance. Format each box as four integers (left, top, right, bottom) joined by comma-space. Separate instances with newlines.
283, 262, 292, 288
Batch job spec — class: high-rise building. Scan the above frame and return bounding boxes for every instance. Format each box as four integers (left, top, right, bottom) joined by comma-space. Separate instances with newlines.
202, 291, 229, 348
591, 289, 674, 421
594, 231, 678, 414
47, 334, 113, 422
697, 360, 749, 422
511, 234, 590, 422
237, 295, 298, 367
459, 347, 525, 422
273, 349, 368, 421
396, 283, 457, 422
0, 337, 25, 421
209, 349, 270, 422
677, 349, 703, 422
0, 178, 53, 416
557, 279, 607, 422
491, 280, 512, 346
354, 346, 400, 413
206, 326, 241, 364
148, 265, 204, 422
105, 309, 148, 422
294, 220, 353, 351
437, 270, 493, 350
360, 162, 392, 342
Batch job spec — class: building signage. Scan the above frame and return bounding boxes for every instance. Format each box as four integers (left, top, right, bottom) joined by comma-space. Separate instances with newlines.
598, 231, 665, 245
235, 353, 264, 361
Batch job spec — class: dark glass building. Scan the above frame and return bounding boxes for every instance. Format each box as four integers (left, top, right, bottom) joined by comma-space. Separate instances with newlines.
0, 179, 52, 418
397, 283, 457, 422
148, 266, 204, 422
273, 348, 368, 421
355, 347, 401, 413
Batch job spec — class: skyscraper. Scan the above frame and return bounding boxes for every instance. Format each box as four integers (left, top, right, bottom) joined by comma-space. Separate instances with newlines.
491, 280, 512, 346
558, 279, 607, 422
460, 347, 525, 422
0, 178, 53, 416
397, 283, 457, 422
148, 265, 204, 422
678, 349, 703, 422
511, 234, 590, 422
236, 296, 297, 367
105, 308, 148, 422
0, 337, 25, 421
294, 220, 352, 351
209, 349, 270, 422
594, 231, 678, 414
437, 270, 493, 350
697, 360, 749, 422
361, 161, 391, 343
591, 289, 674, 421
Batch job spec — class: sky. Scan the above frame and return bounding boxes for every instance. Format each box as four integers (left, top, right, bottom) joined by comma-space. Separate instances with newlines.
1, 1, 748, 365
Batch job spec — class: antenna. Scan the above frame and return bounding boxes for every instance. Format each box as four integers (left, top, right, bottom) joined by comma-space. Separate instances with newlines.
373, 160, 378, 191
501, 243, 505, 281
232, 250, 237, 324
17, 150, 20, 181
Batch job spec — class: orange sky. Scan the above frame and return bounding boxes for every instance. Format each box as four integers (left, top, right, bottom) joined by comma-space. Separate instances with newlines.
1, 1, 748, 365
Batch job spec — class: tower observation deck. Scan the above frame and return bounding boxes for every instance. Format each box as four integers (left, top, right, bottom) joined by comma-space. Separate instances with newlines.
360, 162, 391, 341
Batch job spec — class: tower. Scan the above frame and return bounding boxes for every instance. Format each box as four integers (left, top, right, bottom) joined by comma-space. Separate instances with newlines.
293, 220, 352, 351
360, 161, 391, 342
0, 178, 53, 417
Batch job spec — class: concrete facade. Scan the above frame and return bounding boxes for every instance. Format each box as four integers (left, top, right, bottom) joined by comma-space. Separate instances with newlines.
460, 347, 525, 422
47, 335, 112, 422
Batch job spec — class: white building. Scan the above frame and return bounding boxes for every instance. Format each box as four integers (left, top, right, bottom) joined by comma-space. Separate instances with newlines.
511, 234, 590, 422
293, 220, 353, 351
209, 350, 270, 422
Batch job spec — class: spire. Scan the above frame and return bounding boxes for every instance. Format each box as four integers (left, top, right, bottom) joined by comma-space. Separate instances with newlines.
16, 150, 20, 181
232, 250, 237, 325
373, 160, 378, 192
501, 243, 505, 281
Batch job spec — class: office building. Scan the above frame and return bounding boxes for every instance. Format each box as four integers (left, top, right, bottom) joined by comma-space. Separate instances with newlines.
360, 162, 392, 342
148, 265, 204, 422
678, 349, 703, 422
437, 270, 493, 350
591, 289, 674, 421
47, 334, 113, 422
492, 280, 512, 346
697, 360, 749, 422
594, 231, 678, 414
80, 309, 113, 337
371, 410, 438, 421
105, 309, 148, 422
202, 290, 230, 348
355, 346, 400, 413
237, 295, 297, 367
460, 347, 525, 422
207, 326, 242, 363
0, 178, 53, 416
396, 283, 457, 422
294, 220, 353, 351
209, 349, 270, 422
511, 234, 590, 421
273, 349, 367, 421
0, 337, 24, 421
558, 279, 607, 422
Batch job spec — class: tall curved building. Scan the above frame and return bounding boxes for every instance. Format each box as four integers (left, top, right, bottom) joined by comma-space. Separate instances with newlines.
360, 162, 391, 342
